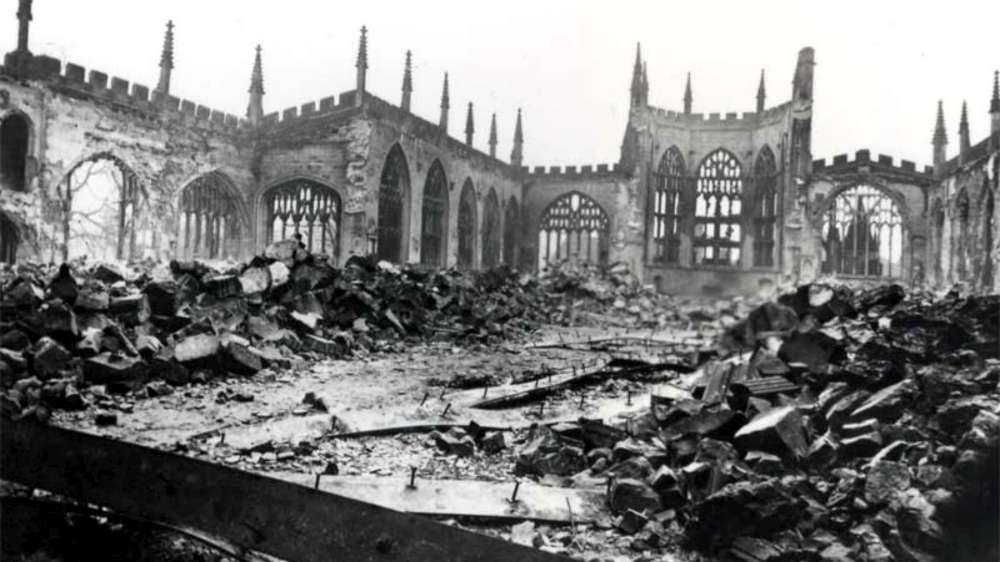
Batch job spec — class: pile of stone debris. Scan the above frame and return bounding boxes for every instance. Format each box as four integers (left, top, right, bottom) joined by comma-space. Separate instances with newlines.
0, 247, 668, 422
514, 284, 999, 561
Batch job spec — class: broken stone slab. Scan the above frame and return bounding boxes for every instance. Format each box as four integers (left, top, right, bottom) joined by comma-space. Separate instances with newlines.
239, 266, 270, 294
223, 339, 263, 375
205, 276, 242, 299
30, 337, 73, 379
608, 478, 662, 515
849, 379, 916, 424
825, 389, 872, 430
510, 520, 536, 546
778, 330, 843, 374
108, 294, 150, 326
734, 405, 809, 458
268, 261, 291, 287
430, 428, 476, 457
83, 352, 148, 385
618, 508, 649, 535
143, 282, 178, 316
481, 431, 506, 454
865, 460, 911, 505
149, 356, 189, 386
515, 426, 586, 476
661, 409, 742, 441
75, 281, 110, 311
174, 333, 220, 364
648, 465, 679, 493
839, 431, 884, 460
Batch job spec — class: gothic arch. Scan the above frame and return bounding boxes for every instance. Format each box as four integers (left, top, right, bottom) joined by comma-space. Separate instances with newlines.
177, 171, 249, 260
261, 177, 342, 259
57, 152, 150, 262
652, 145, 686, 264
0, 210, 19, 263
377, 144, 411, 262
457, 179, 477, 269
981, 187, 994, 289
752, 145, 778, 267
538, 191, 610, 270
502, 196, 520, 266
931, 197, 945, 284
481, 188, 501, 268
0, 110, 33, 192
694, 148, 743, 266
955, 188, 970, 281
818, 183, 904, 278
420, 160, 448, 267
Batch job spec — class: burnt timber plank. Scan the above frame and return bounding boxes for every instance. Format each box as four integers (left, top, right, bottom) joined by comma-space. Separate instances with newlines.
0, 420, 572, 562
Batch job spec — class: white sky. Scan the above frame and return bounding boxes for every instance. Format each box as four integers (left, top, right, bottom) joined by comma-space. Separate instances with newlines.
9, 0, 999, 169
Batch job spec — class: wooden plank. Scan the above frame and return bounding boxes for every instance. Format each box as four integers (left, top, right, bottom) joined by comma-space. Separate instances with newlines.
0, 420, 573, 562
272, 474, 606, 523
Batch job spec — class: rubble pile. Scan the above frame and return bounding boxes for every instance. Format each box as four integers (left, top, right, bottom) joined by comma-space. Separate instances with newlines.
514, 283, 999, 561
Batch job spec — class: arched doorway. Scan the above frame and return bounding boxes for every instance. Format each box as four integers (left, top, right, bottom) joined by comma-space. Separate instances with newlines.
538, 191, 610, 270
694, 148, 743, 266
377, 145, 409, 262
420, 160, 448, 267
457, 179, 477, 269
178, 172, 247, 260
820, 185, 903, 278
59, 154, 148, 262
0, 211, 18, 263
0, 113, 30, 191
263, 179, 341, 259
502, 196, 520, 266
481, 188, 501, 268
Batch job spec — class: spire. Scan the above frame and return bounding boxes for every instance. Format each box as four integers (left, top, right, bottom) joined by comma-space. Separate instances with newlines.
16, 0, 33, 53
959, 100, 971, 156
683, 72, 693, 115
488, 113, 498, 158
756, 69, 766, 114
510, 108, 524, 167
155, 20, 174, 96
932, 100, 948, 171
401, 50, 413, 112
990, 70, 1000, 135
247, 45, 265, 126
439, 73, 450, 132
355, 26, 368, 107
465, 102, 475, 146
629, 43, 645, 108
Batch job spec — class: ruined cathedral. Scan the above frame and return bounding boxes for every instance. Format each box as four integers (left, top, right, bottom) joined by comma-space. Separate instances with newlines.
1, 1, 998, 295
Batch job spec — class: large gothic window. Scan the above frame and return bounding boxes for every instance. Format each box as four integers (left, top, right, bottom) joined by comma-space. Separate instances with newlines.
420, 160, 448, 267
538, 191, 610, 270
60, 154, 149, 262
752, 146, 778, 267
264, 179, 341, 258
457, 179, 477, 269
694, 149, 743, 266
0, 113, 30, 192
820, 185, 903, 278
503, 196, 520, 266
377, 144, 409, 262
652, 146, 685, 264
178, 172, 245, 260
481, 189, 502, 269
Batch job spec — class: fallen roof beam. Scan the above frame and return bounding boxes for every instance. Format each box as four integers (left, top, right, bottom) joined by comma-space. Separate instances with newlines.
0, 419, 573, 562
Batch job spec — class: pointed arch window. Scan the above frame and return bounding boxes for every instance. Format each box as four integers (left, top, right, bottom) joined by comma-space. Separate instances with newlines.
752, 146, 778, 267
652, 146, 685, 264
420, 160, 448, 267
179, 172, 245, 260
503, 197, 520, 266
820, 185, 903, 278
0, 113, 30, 192
538, 192, 610, 270
263, 179, 340, 258
931, 198, 945, 283
377, 145, 409, 262
457, 179, 477, 269
0, 211, 18, 263
481, 189, 501, 268
955, 189, 970, 281
694, 149, 743, 266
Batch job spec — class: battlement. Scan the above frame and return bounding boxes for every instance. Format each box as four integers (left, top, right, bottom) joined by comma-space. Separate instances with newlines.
642, 100, 793, 128
524, 163, 623, 179
812, 148, 934, 178
7, 54, 249, 134
260, 91, 359, 129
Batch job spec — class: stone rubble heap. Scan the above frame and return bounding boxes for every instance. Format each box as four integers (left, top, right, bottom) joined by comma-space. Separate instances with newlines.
513, 283, 999, 561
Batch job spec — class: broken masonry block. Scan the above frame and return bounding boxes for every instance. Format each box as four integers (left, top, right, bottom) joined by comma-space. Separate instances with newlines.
481, 431, 506, 454
109, 294, 150, 326
606, 456, 654, 480
205, 275, 242, 299
0, 328, 31, 351
515, 426, 587, 476
824, 389, 872, 430
40, 301, 79, 339
849, 379, 916, 424
734, 405, 809, 458
618, 508, 650, 535
268, 261, 291, 288
75, 281, 110, 311
609, 478, 662, 515
661, 409, 741, 441
806, 431, 839, 468
31, 336, 73, 379
83, 352, 149, 384
864, 460, 911, 505
224, 340, 263, 375
95, 410, 118, 426
264, 239, 298, 262
91, 264, 124, 284
149, 356, 189, 386
429, 429, 476, 457
778, 330, 843, 374
145, 380, 174, 398
302, 334, 339, 355
291, 311, 322, 332
135, 334, 163, 358
144, 282, 178, 316
839, 431, 883, 460
648, 465, 680, 492
239, 266, 270, 294
840, 418, 881, 438
173, 333, 220, 364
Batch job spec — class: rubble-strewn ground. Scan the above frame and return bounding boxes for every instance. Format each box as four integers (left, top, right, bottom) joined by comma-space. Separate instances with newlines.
2, 253, 998, 562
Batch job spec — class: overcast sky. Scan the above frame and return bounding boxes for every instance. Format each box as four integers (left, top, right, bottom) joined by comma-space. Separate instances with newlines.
8, 0, 998, 168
